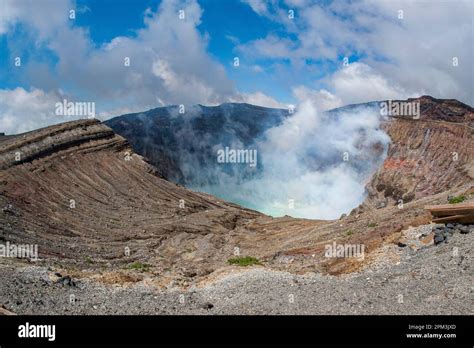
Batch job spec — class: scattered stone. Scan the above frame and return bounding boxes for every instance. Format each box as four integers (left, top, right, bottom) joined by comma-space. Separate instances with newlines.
432, 223, 471, 244
39, 273, 52, 285
203, 302, 214, 310
433, 234, 445, 245
444, 227, 454, 236
57, 276, 76, 287
2, 204, 19, 216
183, 271, 197, 278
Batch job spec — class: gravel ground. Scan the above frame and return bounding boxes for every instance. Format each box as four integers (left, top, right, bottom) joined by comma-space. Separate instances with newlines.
0, 227, 471, 315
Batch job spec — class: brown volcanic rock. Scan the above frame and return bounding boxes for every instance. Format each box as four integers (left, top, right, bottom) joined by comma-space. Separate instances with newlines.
385, 95, 473, 124
0, 119, 124, 170
361, 96, 474, 210
0, 119, 262, 277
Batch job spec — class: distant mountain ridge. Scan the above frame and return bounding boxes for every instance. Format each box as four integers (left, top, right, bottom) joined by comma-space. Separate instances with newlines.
105, 103, 290, 183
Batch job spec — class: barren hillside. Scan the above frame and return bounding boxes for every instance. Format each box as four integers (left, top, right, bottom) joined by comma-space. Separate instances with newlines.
0, 96, 472, 314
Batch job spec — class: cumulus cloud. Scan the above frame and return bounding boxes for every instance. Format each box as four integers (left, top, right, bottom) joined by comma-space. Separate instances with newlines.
52, 0, 235, 105
292, 62, 412, 110
0, 0, 19, 34
241, 0, 272, 16
241, 0, 474, 105
327, 62, 411, 105
232, 91, 287, 109
292, 86, 343, 111
0, 0, 242, 133
0, 88, 66, 134
0, 0, 70, 37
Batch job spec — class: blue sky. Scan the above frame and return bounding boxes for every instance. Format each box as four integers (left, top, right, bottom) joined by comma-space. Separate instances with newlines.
0, 0, 310, 104
0, 0, 472, 134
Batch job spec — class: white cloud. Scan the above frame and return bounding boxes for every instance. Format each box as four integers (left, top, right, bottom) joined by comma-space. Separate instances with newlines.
0, 0, 19, 34
241, 0, 474, 105
241, 0, 270, 16
329, 62, 411, 105
238, 35, 297, 60
0, 0, 71, 38
292, 86, 343, 111
97, 106, 145, 119
232, 91, 287, 109
292, 62, 411, 110
0, 0, 239, 133
0, 88, 67, 134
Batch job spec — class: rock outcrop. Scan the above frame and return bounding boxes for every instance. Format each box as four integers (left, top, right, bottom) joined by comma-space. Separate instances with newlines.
361, 96, 474, 210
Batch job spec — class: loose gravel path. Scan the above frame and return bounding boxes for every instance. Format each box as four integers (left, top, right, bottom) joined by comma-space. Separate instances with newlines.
0, 228, 471, 315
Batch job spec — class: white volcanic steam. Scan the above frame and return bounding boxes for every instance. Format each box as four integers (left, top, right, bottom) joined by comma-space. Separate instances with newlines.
185, 101, 390, 219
